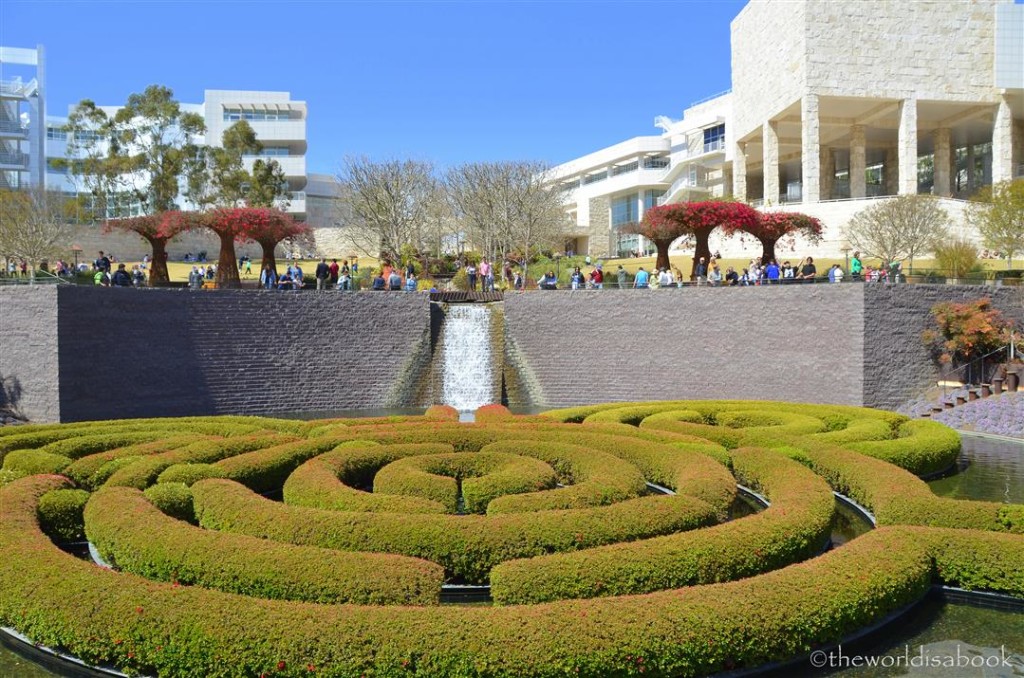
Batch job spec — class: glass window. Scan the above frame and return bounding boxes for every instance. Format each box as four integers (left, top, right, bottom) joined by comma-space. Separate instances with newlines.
703, 124, 725, 153
643, 189, 665, 210
582, 171, 608, 185
612, 161, 639, 176
74, 130, 103, 142
222, 108, 291, 122
611, 193, 638, 227
46, 127, 66, 141
643, 156, 669, 169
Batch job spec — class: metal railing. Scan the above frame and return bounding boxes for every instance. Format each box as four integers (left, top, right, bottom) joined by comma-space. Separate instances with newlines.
0, 151, 29, 166
0, 120, 27, 134
0, 269, 72, 286
937, 342, 1018, 403
689, 89, 732, 108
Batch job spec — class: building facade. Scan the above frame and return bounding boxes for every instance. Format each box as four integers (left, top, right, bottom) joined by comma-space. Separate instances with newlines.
552, 0, 1024, 260
0, 45, 45, 191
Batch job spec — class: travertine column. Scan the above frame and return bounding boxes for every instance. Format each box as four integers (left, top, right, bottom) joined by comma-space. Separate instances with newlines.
763, 120, 779, 204
966, 144, 976, 193
850, 125, 866, 199
992, 95, 1014, 183
733, 141, 747, 201
884, 145, 899, 195
898, 98, 918, 195
933, 128, 952, 197
801, 94, 820, 203
820, 147, 835, 200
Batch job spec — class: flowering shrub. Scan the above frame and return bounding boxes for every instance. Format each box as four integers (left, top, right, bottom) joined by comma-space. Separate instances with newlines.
922, 297, 1014, 366
0, 401, 1021, 677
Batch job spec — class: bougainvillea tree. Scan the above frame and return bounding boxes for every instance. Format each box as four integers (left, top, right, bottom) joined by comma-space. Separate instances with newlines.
203, 208, 308, 287
105, 211, 196, 285
629, 200, 760, 277
746, 211, 824, 263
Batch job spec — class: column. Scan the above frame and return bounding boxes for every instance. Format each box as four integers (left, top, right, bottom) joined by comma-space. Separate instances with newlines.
850, 125, 866, 199
820, 147, 835, 200
884, 145, 899, 195
733, 141, 747, 201
897, 97, 918, 195
992, 95, 1013, 183
801, 94, 820, 203
932, 127, 952, 197
966, 144, 976, 193
763, 120, 779, 204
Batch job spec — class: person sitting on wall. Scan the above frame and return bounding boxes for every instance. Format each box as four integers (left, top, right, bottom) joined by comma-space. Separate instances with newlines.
260, 265, 277, 290
725, 267, 739, 286
538, 271, 558, 290
709, 264, 723, 286
695, 257, 708, 286
276, 271, 294, 291
589, 267, 603, 289
388, 269, 403, 291
188, 266, 204, 290
111, 263, 132, 287
800, 257, 817, 283
405, 273, 418, 292
372, 272, 387, 291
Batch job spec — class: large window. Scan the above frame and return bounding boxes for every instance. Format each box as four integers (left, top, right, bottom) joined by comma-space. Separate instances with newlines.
611, 193, 638, 227
703, 124, 725, 153
46, 127, 66, 141
643, 189, 665, 210
223, 108, 292, 122
73, 130, 103, 142
611, 161, 639, 176
244, 147, 290, 157
583, 171, 608, 185
643, 156, 669, 169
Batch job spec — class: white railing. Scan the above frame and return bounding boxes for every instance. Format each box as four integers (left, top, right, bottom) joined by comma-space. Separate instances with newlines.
0, 78, 38, 98
689, 88, 732, 108
0, 120, 26, 134
0, 151, 29, 166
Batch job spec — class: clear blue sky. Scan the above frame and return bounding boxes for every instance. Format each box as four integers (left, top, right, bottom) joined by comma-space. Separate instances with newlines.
2, 1, 746, 174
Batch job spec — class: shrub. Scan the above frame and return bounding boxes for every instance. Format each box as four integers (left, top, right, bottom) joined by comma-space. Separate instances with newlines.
3, 449, 72, 476
37, 488, 90, 542
142, 482, 196, 523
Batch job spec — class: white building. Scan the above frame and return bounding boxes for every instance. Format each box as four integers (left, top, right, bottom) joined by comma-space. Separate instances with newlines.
41, 89, 308, 220
0, 45, 45, 191
552, 0, 1024, 260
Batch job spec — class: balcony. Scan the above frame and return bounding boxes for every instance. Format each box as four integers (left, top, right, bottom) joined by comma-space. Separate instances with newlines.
0, 120, 28, 139
242, 154, 305, 178
245, 119, 306, 142
0, 150, 29, 169
0, 78, 38, 99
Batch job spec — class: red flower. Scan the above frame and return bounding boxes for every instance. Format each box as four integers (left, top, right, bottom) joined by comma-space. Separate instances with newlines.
277, 661, 287, 671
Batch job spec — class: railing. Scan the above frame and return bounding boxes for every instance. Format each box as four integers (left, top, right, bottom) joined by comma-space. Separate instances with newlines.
0, 151, 29, 166
689, 88, 732, 108
0, 120, 27, 134
702, 138, 726, 154
0, 78, 38, 97
0, 269, 72, 286
936, 342, 1018, 403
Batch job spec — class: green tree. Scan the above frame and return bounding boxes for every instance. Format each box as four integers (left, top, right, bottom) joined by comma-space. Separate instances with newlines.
968, 179, 1024, 268
188, 120, 289, 210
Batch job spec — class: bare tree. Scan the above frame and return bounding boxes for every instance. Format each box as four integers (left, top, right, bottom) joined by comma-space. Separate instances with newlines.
446, 161, 569, 270
0, 189, 74, 280
335, 156, 435, 264
844, 195, 950, 267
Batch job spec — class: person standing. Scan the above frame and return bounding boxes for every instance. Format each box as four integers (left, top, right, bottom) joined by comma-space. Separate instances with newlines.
800, 257, 817, 282
110, 263, 132, 287
315, 258, 331, 291
765, 259, 780, 284
466, 262, 478, 291
292, 263, 304, 289
387, 268, 403, 291
633, 267, 650, 289
695, 257, 708, 286
479, 259, 493, 291
589, 267, 603, 289
617, 265, 628, 289
570, 266, 585, 290
260, 265, 277, 290
188, 266, 205, 290
131, 265, 146, 287
850, 252, 863, 281
328, 259, 340, 286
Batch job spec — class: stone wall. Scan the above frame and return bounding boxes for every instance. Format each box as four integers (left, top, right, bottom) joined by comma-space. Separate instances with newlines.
862, 284, 1024, 409
0, 286, 60, 422
33, 286, 431, 422
503, 286, 866, 408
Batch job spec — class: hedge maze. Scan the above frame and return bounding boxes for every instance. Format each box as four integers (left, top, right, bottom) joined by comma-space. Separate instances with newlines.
0, 401, 1022, 677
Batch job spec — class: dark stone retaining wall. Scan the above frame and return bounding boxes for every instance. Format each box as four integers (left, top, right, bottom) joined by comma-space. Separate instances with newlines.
0, 286, 60, 422
2, 286, 431, 423
2, 284, 1020, 422
503, 287, 867, 409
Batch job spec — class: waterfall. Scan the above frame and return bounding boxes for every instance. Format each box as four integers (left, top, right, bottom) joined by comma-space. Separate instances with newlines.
433, 304, 503, 412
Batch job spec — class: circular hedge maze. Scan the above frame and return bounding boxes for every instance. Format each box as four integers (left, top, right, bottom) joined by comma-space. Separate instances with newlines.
1, 400, 1022, 677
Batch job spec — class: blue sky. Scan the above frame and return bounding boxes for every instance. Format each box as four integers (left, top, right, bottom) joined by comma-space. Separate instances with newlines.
2, 1, 745, 175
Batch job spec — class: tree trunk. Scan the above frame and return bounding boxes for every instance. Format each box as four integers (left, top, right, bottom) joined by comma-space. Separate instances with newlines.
654, 240, 672, 273
216, 233, 241, 288
689, 228, 714, 279
760, 237, 779, 264
258, 239, 278, 277
147, 237, 171, 285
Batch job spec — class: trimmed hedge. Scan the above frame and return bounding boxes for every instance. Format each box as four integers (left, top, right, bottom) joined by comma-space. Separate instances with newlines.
85, 487, 444, 606
374, 452, 558, 514
37, 488, 90, 542
490, 448, 834, 604
194, 478, 717, 583
3, 449, 72, 477
142, 482, 195, 523
0, 475, 982, 678
283, 443, 451, 514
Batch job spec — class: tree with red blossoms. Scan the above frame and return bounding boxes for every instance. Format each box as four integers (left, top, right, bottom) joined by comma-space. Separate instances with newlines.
745, 212, 824, 263
203, 207, 308, 288
628, 200, 760, 278
104, 211, 195, 285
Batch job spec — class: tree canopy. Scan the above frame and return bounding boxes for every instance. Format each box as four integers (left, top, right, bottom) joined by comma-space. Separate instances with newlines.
203, 208, 308, 286
844, 195, 950, 266
0, 189, 75, 277
103, 211, 198, 285
968, 179, 1024, 268
747, 212, 824, 263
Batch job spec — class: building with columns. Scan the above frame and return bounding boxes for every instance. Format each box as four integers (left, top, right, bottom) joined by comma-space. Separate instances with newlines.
552, 0, 1024, 260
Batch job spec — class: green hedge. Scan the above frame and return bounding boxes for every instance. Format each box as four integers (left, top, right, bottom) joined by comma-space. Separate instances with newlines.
85, 487, 444, 606
194, 478, 717, 583
3, 449, 72, 476
37, 487, 90, 542
283, 443, 451, 514
0, 475, 966, 678
490, 448, 834, 604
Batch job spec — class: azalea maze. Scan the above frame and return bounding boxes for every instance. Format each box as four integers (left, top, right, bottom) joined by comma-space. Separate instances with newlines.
1, 401, 1022, 677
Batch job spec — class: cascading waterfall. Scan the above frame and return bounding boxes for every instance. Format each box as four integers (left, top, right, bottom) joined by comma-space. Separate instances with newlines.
434, 303, 503, 412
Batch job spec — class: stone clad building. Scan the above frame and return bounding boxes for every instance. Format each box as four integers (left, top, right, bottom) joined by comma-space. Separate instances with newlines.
551, 0, 1024, 259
